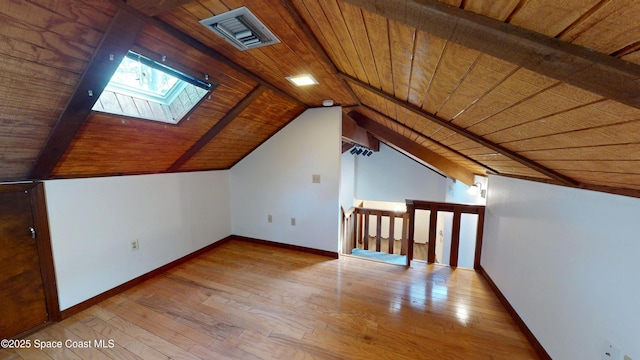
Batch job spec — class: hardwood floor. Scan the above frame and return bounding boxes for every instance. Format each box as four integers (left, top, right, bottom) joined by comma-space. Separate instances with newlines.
1, 239, 539, 359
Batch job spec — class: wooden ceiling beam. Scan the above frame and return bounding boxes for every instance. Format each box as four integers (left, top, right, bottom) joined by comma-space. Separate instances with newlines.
167, 85, 266, 172
358, 105, 497, 175
341, 0, 640, 110
349, 111, 476, 186
341, 73, 578, 185
342, 112, 380, 151
28, 8, 145, 180
342, 142, 355, 153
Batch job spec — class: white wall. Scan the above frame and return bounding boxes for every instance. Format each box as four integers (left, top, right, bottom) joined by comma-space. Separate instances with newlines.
45, 171, 231, 310
340, 150, 356, 211
483, 175, 640, 360
445, 176, 487, 205
230, 107, 342, 253
355, 143, 447, 203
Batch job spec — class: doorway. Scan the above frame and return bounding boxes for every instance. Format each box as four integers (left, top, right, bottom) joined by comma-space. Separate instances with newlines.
0, 182, 59, 338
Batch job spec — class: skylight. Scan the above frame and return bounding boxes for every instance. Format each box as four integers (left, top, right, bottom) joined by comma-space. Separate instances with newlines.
108, 55, 183, 104
93, 51, 212, 124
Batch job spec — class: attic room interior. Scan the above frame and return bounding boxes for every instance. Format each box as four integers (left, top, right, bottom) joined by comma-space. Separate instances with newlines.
1, 0, 640, 359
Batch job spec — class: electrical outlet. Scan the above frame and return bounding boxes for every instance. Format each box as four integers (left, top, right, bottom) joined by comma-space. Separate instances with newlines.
291, 217, 296, 226
602, 340, 621, 360
268, 214, 272, 223
312, 174, 321, 183
131, 239, 140, 251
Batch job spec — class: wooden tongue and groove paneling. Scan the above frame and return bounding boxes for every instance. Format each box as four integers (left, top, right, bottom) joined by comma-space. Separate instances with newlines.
179, 89, 306, 171
158, 0, 356, 107
452, 0, 640, 191
0, 0, 117, 180
522, 143, 640, 191
293, 0, 640, 192
561, 1, 640, 59
5, 0, 640, 196
507, 0, 603, 37
348, 80, 559, 181
356, 107, 494, 180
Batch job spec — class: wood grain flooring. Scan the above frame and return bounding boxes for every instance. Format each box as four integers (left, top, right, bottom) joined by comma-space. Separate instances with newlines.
0, 239, 539, 359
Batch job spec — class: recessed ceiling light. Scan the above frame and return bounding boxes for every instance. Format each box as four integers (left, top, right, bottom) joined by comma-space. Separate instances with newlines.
286, 74, 318, 87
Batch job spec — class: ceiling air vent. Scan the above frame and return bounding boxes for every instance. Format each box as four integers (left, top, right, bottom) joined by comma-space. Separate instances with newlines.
200, 7, 280, 51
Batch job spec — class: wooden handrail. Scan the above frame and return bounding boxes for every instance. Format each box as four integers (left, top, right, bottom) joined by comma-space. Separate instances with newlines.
351, 206, 406, 217
406, 199, 485, 269
343, 206, 356, 218
406, 200, 484, 214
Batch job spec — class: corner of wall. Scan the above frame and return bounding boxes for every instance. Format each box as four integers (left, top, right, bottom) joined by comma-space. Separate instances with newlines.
229, 107, 342, 252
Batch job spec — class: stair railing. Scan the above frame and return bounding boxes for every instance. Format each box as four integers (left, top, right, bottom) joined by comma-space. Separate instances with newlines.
405, 200, 485, 269
342, 207, 410, 257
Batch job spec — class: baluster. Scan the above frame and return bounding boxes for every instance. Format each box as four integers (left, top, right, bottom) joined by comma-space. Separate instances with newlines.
427, 208, 437, 264
375, 211, 382, 252
401, 213, 408, 255
388, 212, 395, 254
349, 211, 358, 251
356, 209, 362, 248
474, 208, 485, 270
405, 201, 415, 266
450, 210, 462, 267
363, 209, 370, 251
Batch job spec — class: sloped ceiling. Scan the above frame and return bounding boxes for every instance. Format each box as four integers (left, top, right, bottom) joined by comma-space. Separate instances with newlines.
2, 0, 640, 197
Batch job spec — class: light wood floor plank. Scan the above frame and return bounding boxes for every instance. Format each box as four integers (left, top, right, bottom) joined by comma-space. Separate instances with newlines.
3, 239, 539, 359
59, 315, 143, 360
99, 296, 200, 351
0, 348, 23, 360
78, 314, 168, 360
225, 330, 326, 360
25, 327, 83, 360
41, 324, 111, 360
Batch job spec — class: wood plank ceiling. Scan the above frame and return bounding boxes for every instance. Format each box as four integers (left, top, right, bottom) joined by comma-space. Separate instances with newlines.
2, 0, 640, 196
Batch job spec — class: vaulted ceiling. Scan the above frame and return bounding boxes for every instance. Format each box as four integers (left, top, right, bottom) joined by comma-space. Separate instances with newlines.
2, 0, 640, 196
